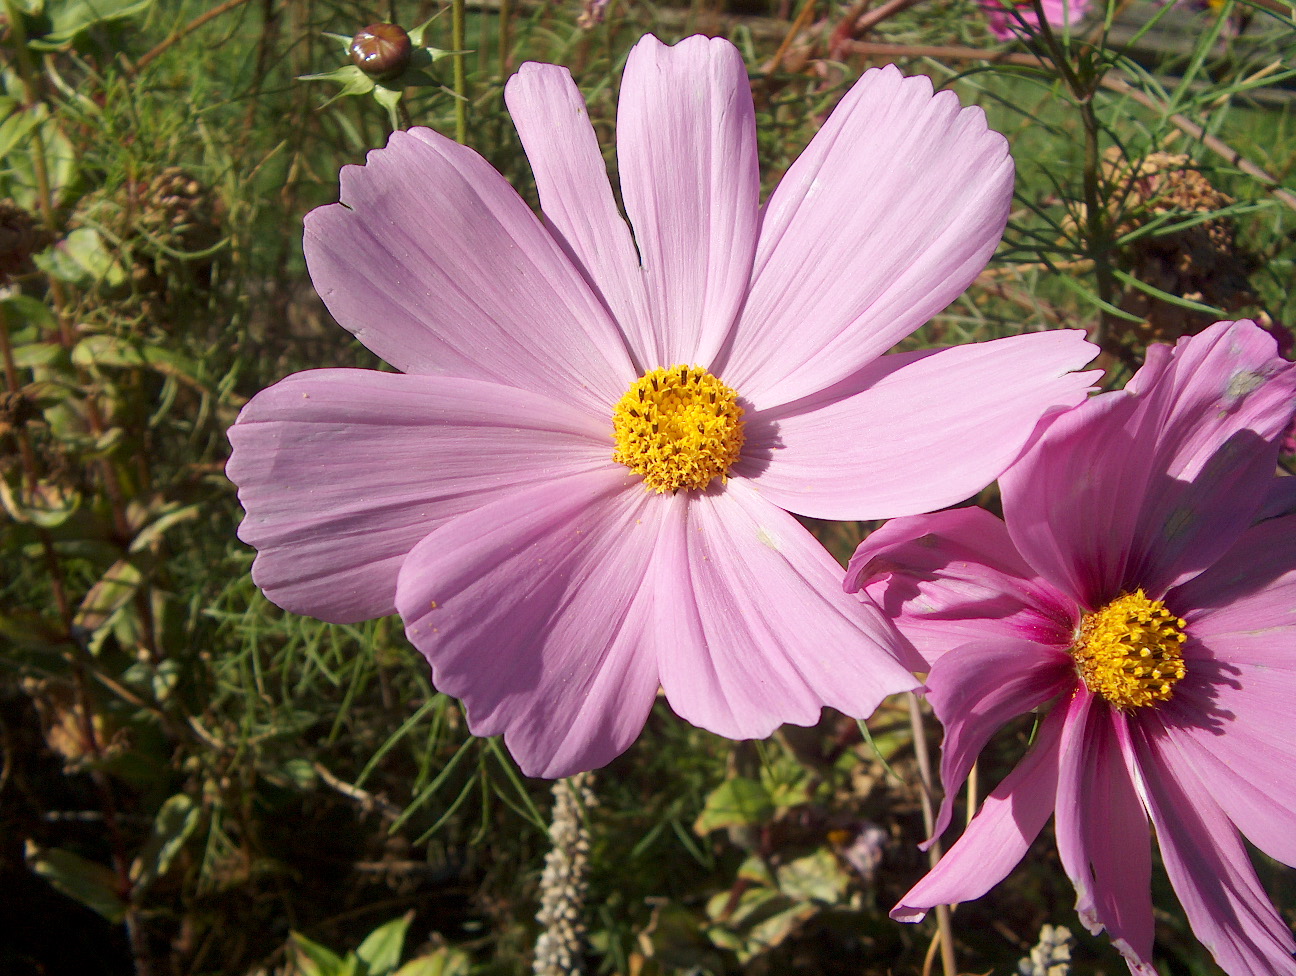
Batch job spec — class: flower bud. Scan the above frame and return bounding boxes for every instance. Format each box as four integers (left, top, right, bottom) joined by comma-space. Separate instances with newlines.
349, 23, 412, 80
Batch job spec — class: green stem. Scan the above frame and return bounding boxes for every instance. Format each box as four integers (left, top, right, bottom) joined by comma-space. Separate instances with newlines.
452, 0, 468, 143
1029, 0, 1119, 347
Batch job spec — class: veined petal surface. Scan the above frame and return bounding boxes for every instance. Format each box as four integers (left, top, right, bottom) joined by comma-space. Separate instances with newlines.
844, 506, 1075, 667
1053, 698, 1156, 974
616, 34, 759, 367
1002, 320, 1296, 608
719, 65, 1014, 408
1131, 723, 1296, 976
505, 63, 655, 371
304, 127, 635, 412
395, 469, 664, 779
654, 481, 918, 740
744, 331, 1097, 519
228, 370, 608, 623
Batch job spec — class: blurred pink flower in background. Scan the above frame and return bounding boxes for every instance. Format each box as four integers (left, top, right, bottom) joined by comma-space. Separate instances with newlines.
848, 320, 1296, 976
228, 34, 1098, 778
983, 0, 1091, 39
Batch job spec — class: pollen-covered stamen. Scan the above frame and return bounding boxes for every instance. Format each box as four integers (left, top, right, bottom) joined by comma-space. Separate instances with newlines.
1071, 590, 1187, 710
612, 365, 744, 493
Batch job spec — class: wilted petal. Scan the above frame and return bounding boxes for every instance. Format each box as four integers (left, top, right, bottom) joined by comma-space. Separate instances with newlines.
1002, 320, 1296, 608
743, 332, 1098, 518
304, 127, 634, 412
1131, 722, 1296, 976
396, 469, 664, 778
1054, 697, 1156, 973
844, 506, 1075, 667
923, 637, 1074, 842
227, 370, 607, 623
891, 704, 1065, 921
719, 65, 1013, 408
504, 63, 655, 370
616, 34, 759, 367
655, 482, 918, 740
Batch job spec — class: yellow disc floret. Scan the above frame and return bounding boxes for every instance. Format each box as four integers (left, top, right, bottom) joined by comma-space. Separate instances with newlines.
1071, 590, 1187, 710
612, 365, 745, 493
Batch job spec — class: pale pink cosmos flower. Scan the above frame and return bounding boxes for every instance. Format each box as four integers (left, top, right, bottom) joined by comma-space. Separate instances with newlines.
847, 320, 1296, 976
227, 34, 1099, 778
983, 0, 1091, 39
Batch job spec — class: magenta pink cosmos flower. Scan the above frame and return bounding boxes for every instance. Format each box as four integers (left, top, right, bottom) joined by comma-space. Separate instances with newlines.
983, 0, 1091, 39
846, 320, 1296, 976
227, 34, 1098, 778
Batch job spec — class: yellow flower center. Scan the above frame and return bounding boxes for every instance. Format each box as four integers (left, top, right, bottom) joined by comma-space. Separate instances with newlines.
611, 365, 745, 493
1071, 590, 1187, 710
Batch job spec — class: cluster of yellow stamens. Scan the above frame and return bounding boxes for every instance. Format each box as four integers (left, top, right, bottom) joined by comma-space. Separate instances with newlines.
611, 365, 745, 493
1071, 590, 1187, 710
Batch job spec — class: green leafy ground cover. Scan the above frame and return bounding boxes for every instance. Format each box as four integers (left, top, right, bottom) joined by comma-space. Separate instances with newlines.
2, 0, 1295, 973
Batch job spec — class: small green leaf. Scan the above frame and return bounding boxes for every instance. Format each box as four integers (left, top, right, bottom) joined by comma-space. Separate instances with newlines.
72, 559, 142, 649
693, 777, 772, 835
775, 849, 850, 904
35, 228, 125, 287
289, 932, 346, 976
130, 794, 200, 892
26, 0, 157, 48
356, 913, 413, 975
128, 502, 201, 553
25, 841, 126, 922
392, 947, 472, 976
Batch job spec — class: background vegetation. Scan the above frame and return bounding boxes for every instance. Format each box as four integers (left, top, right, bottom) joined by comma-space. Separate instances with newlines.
2, 0, 1295, 973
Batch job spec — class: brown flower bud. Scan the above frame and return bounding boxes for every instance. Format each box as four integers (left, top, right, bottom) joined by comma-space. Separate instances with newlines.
349, 23, 412, 80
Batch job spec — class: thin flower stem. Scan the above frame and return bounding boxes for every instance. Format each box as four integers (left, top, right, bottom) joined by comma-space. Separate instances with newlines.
907, 692, 956, 976
850, 0, 928, 36
2, 0, 58, 234
499, 0, 512, 78
452, 0, 468, 144
1024, 0, 1121, 348
128, 0, 257, 74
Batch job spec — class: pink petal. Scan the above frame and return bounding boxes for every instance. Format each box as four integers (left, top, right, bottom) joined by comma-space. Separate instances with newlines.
395, 469, 663, 779
304, 127, 635, 412
844, 506, 1076, 667
983, 0, 1090, 38
742, 331, 1098, 518
922, 637, 1074, 843
1130, 721, 1296, 976
891, 704, 1066, 922
1172, 512, 1296, 670
615, 34, 759, 367
504, 63, 655, 372
227, 369, 608, 624
1053, 697, 1156, 973
1159, 710, 1296, 868
717, 65, 1014, 408
1002, 320, 1296, 608
1258, 476, 1296, 521
654, 481, 919, 740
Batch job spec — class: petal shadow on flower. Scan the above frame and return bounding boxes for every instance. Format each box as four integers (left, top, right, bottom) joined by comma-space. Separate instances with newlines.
730, 402, 782, 481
